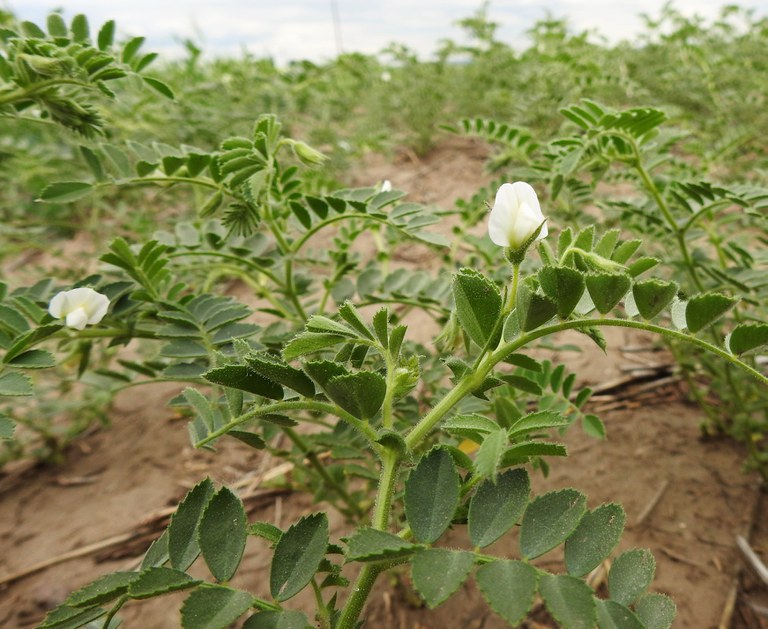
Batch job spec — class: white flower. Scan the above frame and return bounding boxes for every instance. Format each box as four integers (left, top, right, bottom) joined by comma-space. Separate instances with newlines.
48, 287, 110, 330
381, 179, 392, 192
488, 182, 548, 250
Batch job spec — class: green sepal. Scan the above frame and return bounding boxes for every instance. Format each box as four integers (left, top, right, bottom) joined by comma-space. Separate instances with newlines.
685, 292, 738, 333
728, 323, 768, 355
585, 272, 631, 314
631, 279, 677, 320
504, 219, 547, 266
538, 266, 585, 319
517, 282, 557, 331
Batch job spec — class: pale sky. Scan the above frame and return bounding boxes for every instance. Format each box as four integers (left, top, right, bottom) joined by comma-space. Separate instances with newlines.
6, 1, 768, 63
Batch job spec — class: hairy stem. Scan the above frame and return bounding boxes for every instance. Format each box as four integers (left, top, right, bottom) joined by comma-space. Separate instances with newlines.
336, 450, 399, 629
282, 427, 364, 518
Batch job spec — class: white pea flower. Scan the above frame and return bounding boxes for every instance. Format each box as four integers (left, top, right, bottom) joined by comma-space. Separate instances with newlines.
488, 182, 548, 250
48, 287, 110, 330
381, 179, 392, 192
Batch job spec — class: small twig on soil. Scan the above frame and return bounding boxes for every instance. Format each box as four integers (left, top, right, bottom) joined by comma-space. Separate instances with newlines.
737, 535, 768, 588
718, 487, 764, 629
0, 531, 138, 587
632, 479, 670, 529
747, 600, 768, 618
658, 545, 709, 570
54, 474, 101, 486
0, 464, 295, 587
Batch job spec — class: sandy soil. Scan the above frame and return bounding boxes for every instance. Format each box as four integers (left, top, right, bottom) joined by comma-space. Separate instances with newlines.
0, 138, 765, 628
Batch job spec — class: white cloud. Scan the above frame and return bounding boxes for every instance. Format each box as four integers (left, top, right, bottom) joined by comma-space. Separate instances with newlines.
5, 0, 768, 62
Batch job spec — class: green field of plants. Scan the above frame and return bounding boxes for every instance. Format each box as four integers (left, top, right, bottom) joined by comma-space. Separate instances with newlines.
1, 5, 767, 629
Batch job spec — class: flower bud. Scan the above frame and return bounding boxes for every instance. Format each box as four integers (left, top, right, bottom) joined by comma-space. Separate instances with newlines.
380, 180, 392, 192
48, 287, 110, 330
290, 140, 328, 167
488, 182, 548, 259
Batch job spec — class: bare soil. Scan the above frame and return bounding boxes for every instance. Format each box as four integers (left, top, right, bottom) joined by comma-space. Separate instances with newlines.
0, 138, 765, 628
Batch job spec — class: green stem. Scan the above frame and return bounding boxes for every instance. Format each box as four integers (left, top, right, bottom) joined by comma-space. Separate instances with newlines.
188, 264, 294, 320
284, 256, 308, 320
336, 450, 399, 629
336, 565, 382, 629
405, 315, 767, 452
93, 176, 222, 194
196, 400, 378, 448
252, 597, 282, 612
290, 213, 398, 255
168, 250, 283, 286
311, 578, 331, 629
634, 160, 705, 293
493, 318, 767, 384
102, 595, 128, 627
371, 450, 399, 529
404, 375, 480, 450
381, 353, 397, 430
0, 78, 94, 106
505, 264, 520, 314
282, 427, 364, 518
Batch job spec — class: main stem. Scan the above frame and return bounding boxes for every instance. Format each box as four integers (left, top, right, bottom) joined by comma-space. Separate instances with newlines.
336, 450, 399, 629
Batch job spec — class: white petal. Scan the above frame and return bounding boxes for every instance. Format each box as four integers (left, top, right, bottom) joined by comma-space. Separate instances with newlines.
512, 183, 547, 241
510, 182, 541, 215
381, 180, 392, 192
85, 293, 110, 324
66, 307, 89, 330
488, 184, 516, 247
48, 291, 67, 318
64, 287, 98, 304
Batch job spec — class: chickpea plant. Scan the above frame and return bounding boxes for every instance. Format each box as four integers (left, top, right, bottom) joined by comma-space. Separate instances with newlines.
8, 162, 768, 628
2, 14, 768, 629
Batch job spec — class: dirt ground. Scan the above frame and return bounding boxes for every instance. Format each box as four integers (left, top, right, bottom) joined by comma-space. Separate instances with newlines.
1, 138, 766, 628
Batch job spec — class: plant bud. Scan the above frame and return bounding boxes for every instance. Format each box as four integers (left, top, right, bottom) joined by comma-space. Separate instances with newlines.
290, 140, 328, 167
